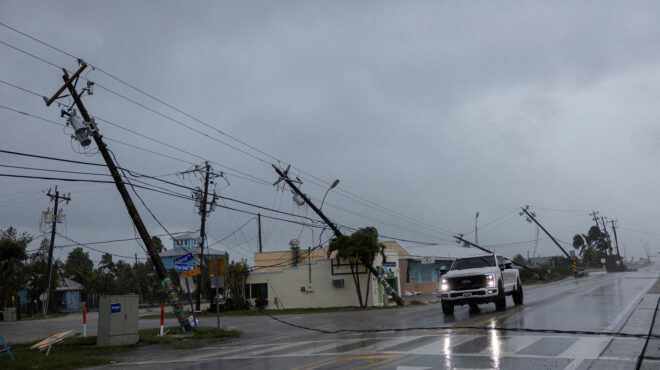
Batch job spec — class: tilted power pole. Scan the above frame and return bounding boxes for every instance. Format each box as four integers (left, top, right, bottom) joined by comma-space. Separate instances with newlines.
610, 219, 621, 258
520, 206, 576, 274
43, 186, 70, 317
45, 63, 191, 330
272, 165, 404, 306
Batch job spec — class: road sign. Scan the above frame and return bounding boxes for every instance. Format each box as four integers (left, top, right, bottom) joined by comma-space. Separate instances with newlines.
184, 267, 201, 279
211, 276, 225, 289
600, 258, 606, 264
39, 293, 47, 302
209, 257, 225, 277
572, 261, 577, 271
173, 253, 194, 265
421, 256, 435, 264
175, 264, 195, 272
174, 252, 195, 271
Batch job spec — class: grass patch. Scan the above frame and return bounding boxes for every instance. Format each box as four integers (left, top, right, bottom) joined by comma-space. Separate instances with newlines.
0, 336, 128, 370
0, 327, 241, 369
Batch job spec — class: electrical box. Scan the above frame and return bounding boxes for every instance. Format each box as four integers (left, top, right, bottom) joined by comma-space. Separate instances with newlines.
3, 307, 17, 321
97, 295, 139, 346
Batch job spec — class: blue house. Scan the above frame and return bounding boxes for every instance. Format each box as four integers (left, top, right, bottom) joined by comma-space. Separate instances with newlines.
159, 232, 226, 270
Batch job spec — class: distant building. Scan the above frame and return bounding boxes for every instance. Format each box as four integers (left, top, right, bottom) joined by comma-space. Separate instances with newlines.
528, 256, 553, 266
56, 277, 84, 312
159, 232, 226, 270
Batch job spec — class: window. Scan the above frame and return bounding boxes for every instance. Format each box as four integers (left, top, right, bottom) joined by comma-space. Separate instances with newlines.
450, 256, 496, 270
245, 283, 268, 299
176, 239, 187, 247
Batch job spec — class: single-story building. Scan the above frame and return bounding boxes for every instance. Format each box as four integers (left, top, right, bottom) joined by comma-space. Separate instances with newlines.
398, 244, 484, 295
246, 247, 401, 309
56, 277, 84, 312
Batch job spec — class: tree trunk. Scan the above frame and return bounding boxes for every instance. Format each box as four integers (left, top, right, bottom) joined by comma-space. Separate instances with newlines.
348, 259, 363, 307
362, 270, 371, 308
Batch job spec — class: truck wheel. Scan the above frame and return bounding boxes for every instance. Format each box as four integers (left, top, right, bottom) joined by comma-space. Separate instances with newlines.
495, 281, 506, 311
513, 280, 524, 306
441, 300, 454, 315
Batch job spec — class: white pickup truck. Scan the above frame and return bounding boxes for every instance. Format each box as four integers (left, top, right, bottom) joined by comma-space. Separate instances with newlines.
439, 254, 523, 315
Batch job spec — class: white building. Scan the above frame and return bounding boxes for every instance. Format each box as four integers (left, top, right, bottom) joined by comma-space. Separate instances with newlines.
245, 248, 401, 309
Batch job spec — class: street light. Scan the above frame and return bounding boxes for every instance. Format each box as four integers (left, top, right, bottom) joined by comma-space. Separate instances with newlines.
320, 179, 340, 210
475, 211, 479, 245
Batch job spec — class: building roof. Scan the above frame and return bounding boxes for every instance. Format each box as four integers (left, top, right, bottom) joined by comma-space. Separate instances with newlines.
56, 277, 83, 291
159, 246, 225, 257
172, 232, 201, 241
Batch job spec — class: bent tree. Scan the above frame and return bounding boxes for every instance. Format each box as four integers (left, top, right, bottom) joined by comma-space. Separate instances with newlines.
327, 227, 385, 308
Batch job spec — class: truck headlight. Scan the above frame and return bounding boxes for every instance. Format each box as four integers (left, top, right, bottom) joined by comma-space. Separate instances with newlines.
441, 278, 449, 291
485, 273, 496, 288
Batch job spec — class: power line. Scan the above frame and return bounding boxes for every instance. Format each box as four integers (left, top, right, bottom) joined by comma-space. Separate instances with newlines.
1, 36, 464, 243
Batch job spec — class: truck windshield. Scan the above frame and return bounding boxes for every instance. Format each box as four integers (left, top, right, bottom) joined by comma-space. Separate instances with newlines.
450, 256, 496, 270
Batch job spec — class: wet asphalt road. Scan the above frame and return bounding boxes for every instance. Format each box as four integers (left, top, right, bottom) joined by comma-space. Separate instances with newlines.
3, 264, 660, 369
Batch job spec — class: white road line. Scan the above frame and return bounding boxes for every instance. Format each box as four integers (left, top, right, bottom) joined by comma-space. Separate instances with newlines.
557, 337, 611, 359
564, 271, 659, 370
606, 272, 658, 332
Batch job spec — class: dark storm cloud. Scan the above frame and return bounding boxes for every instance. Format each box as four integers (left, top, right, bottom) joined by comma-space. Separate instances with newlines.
1, 1, 658, 264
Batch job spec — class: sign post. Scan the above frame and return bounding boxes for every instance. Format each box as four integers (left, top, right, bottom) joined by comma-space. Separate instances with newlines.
174, 253, 197, 325
209, 257, 225, 329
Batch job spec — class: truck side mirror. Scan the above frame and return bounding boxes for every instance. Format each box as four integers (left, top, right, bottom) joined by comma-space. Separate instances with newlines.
505, 262, 514, 269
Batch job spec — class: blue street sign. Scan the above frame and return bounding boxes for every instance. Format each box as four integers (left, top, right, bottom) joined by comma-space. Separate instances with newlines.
173, 253, 194, 265
111, 302, 121, 313
175, 264, 194, 272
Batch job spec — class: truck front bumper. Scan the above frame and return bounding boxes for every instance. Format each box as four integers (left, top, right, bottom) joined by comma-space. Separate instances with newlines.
440, 288, 499, 306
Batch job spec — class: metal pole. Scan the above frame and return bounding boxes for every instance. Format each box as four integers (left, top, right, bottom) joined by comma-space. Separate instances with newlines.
258, 213, 263, 253
215, 284, 220, 330
185, 276, 196, 326
308, 247, 312, 284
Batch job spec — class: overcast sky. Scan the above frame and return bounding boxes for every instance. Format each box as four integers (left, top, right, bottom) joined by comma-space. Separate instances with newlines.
1, 1, 658, 266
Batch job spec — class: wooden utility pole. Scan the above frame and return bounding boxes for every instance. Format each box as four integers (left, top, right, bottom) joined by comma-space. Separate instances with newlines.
196, 161, 211, 311
258, 213, 263, 253
589, 210, 600, 229
610, 219, 621, 258
44, 186, 70, 317
45, 63, 191, 330
521, 206, 573, 260
272, 165, 404, 306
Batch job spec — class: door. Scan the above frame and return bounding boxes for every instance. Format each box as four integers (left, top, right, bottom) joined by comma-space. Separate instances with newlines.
497, 256, 515, 291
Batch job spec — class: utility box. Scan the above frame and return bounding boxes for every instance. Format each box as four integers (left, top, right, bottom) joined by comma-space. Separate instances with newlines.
3, 307, 17, 321
97, 295, 139, 346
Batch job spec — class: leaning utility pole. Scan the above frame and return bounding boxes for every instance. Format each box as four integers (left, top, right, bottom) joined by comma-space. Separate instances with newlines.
196, 161, 211, 312
45, 62, 191, 330
272, 165, 404, 306
610, 220, 621, 258
521, 206, 573, 260
589, 210, 600, 230
43, 186, 70, 317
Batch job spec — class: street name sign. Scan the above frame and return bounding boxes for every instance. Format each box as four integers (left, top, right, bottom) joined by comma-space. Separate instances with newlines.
184, 267, 201, 279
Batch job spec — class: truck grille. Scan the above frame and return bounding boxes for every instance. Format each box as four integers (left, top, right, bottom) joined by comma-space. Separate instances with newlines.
446, 275, 486, 291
